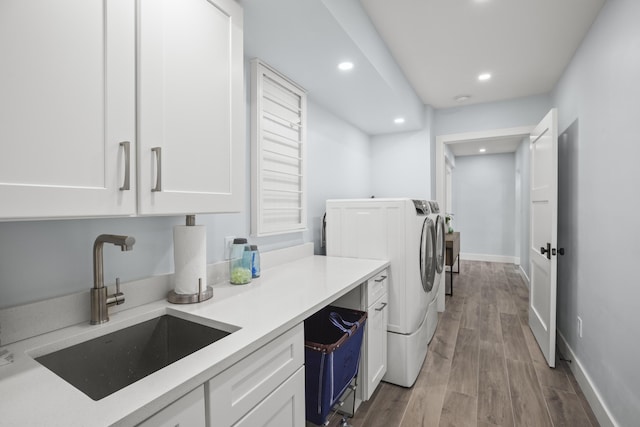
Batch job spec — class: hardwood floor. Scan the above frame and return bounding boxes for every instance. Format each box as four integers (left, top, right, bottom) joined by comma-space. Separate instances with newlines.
324, 261, 599, 427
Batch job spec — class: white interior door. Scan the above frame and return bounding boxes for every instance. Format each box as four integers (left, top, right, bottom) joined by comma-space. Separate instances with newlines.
529, 108, 559, 368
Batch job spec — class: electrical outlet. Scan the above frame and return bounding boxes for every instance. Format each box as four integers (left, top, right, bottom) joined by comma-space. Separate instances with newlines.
577, 316, 583, 338
224, 236, 235, 260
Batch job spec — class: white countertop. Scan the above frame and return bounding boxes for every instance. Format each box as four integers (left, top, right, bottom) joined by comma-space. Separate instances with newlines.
0, 255, 388, 426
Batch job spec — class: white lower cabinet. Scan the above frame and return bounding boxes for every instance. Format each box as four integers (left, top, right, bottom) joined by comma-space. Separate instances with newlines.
365, 291, 388, 400
137, 324, 304, 427
138, 385, 206, 427
233, 367, 305, 427
207, 324, 305, 426
332, 269, 389, 405
361, 270, 389, 401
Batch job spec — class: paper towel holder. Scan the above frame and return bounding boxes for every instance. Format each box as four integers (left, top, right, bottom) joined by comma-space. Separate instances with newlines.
168, 215, 213, 304
168, 277, 213, 304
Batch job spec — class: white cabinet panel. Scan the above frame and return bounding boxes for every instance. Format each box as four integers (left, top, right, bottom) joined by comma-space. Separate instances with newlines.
232, 367, 305, 427
330, 271, 389, 403
208, 324, 304, 426
366, 271, 388, 306
0, 0, 136, 219
138, 385, 206, 427
365, 292, 388, 399
138, 0, 244, 215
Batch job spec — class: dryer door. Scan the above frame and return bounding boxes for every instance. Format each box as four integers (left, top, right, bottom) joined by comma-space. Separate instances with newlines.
435, 215, 446, 273
420, 217, 436, 292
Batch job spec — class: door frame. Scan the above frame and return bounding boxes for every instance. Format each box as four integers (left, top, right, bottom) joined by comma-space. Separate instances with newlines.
435, 126, 534, 221
435, 126, 534, 311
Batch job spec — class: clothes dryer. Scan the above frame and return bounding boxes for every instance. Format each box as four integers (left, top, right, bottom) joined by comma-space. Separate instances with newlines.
326, 198, 437, 387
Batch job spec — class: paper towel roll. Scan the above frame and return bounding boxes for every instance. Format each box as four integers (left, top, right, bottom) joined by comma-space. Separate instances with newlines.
173, 225, 207, 295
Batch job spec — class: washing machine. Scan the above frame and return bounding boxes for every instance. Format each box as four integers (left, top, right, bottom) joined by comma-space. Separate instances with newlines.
326, 198, 437, 387
425, 200, 446, 343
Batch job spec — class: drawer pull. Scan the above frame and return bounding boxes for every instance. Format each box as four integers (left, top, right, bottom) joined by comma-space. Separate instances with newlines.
119, 141, 131, 191
151, 147, 162, 192
374, 275, 387, 283
375, 302, 388, 312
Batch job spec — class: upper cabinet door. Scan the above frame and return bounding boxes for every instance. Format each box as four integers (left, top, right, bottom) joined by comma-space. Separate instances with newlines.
137, 0, 244, 215
0, 0, 136, 219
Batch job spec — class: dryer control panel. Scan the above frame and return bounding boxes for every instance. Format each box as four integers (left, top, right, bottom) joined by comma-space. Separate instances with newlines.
412, 199, 430, 215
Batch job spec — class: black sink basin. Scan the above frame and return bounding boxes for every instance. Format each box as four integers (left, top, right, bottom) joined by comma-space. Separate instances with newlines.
35, 314, 234, 400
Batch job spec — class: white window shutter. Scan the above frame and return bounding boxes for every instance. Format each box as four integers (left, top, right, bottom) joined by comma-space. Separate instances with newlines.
251, 59, 307, 236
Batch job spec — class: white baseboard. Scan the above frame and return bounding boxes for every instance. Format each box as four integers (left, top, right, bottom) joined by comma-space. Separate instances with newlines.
556, 331, 618, 427
460, 252, 519, 264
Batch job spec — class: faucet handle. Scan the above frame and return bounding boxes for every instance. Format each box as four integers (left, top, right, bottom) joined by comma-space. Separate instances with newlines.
113, 277, 125, 306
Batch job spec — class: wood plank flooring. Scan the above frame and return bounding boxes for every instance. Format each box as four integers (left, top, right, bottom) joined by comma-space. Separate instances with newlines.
324, 261, 599, 427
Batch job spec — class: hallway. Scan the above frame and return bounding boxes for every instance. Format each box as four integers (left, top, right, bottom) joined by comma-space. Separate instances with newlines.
335, 261, 599, 427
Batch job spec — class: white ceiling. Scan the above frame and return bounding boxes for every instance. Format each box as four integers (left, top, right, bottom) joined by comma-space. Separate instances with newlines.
241, 0, 426, 135
360, 0, 605, 109
241, 0, 605, 135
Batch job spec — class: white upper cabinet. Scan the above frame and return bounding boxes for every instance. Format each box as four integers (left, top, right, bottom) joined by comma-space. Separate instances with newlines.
0, 0, 136, 219
0, 0, 243, 220
137, 0, 244, 215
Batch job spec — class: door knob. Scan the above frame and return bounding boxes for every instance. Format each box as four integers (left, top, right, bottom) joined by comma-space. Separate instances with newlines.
558, 248, 565, 255
540, 243, 551, 260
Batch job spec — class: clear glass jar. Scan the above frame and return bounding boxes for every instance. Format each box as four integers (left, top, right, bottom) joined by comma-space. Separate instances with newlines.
229, 238, 252, 285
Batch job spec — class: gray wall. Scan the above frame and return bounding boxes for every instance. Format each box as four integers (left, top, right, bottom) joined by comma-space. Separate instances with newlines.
370, 106, 433, 200
552, 0, 640, 424
306, 102, 372, 254
452, 153, 516, 257
0, 92, 371, 309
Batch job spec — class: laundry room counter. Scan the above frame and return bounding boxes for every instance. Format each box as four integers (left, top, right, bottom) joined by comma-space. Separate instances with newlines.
0, 255, 389, 426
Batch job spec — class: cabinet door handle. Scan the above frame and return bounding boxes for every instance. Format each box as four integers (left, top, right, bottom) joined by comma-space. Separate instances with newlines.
119, 141, 131, 191
375, 302, 387, 311
151, 147, 162, 192
374, 275, 387, 283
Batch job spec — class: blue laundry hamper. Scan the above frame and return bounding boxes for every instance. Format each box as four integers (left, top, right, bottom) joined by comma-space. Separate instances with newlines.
304, 306, 367, 425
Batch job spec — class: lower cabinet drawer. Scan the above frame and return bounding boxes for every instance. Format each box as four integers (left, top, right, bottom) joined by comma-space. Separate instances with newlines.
207, 324, 304, 427
364, 293, 388, 400
233, 367, 305, 427
367, 270, 388, 305
138, 385, 206, 427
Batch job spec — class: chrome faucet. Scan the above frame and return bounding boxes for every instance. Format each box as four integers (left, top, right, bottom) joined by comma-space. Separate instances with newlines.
90, 234, 136, 325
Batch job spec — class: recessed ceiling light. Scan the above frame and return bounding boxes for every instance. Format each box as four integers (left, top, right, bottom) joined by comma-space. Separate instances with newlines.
394, 117, 405, 124
455, 95, 471, 102
338, 62, 354, 71
479, 148, 487, 153
478, 73, 492, 81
